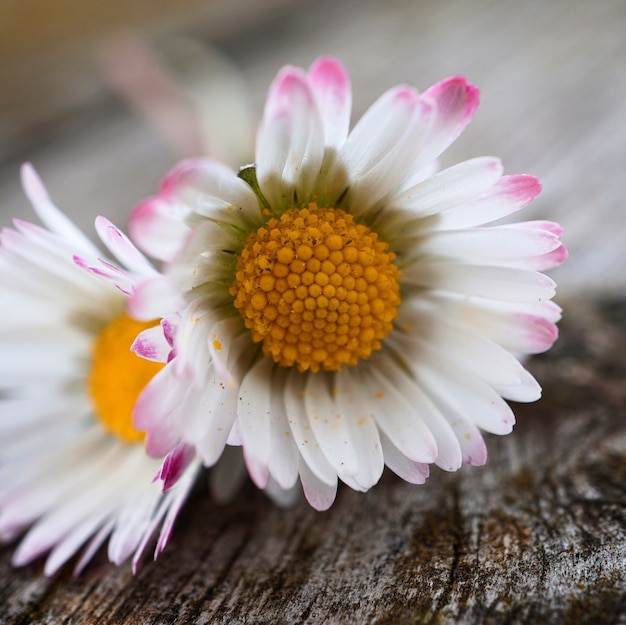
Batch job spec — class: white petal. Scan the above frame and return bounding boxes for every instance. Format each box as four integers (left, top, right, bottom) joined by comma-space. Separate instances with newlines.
0, 334, 84, 385
307, 57, 352, 151
304, 371, 361, 482
134, 366, 185, 458
397, 305, 534, 390
0, 394, 85, 437
360, 362, 439, 465
436, 174, 542, 229
206, 316, 245, 387
264, 479, 301, 508
336, 86, 433, 215
338, 86, 423, 181
298, 459, 337, 511
334, 369, 385, 490
167, 157, 261, 226
44, 509, 112, 576
128, 275, 185, 321
73, 519, 116, 575
379, 431, 430, 485
129, 195, 191, 263
389, 157, 503, 216
492, 367, 542, 403
94, 216, 157, 276
414, 225, 560, 266
237, 357, 275, 473
153, 460, 198, 560
283, 369, 338, 487
2, 224, 106, 298
266, 368, 300, 490
187, 366, 237, 467
368, 353, 462, 471
257, 66, 325, 208
415, 292, 561, 355
108, 491, 159, 566
404, 262, 556, 302
11, 444, 130, 566
408, 351, 516, 436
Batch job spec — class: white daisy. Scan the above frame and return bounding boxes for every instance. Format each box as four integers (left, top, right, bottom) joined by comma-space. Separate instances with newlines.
0, 164, 202, 575
128, 57, 566, 510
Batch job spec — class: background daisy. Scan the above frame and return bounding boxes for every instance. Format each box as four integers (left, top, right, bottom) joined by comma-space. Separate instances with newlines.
0, 164, 201, 575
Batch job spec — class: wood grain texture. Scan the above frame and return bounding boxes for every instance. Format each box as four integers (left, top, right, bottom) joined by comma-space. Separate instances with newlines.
1, 297, 625, 624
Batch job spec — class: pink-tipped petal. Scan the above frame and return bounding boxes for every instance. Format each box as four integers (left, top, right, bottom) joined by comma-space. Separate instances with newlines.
389, 156, 503, 217
73, 255, 135, 296
20, 163, 99, 257
153, 463, 197, 560
132, 325, 171, 363
134, 367, 183, 457
257, 67, 325, 207
438, 174, 542, 229
337, 86, 436, 215
155, 444, 196, 492
162, 158, 261, 228
508, 220, 564, 237
521, 244, 569, 271
157, 158, 203, 198
307, 56, 352, 150
404, 262, 556, 302
421, 76, 480, 154
414, 224, 561, 269
129, 196, 192, 263
244, 448, 270, 489
406, 77, 480, 175
95, 216, 156, 276
298, 460, 337, 511
338, 85, 424, 180
73, 519, 116, 576
379, 432, 430, 485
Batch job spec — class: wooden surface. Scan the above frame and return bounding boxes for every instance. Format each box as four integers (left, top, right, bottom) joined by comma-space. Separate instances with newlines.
1, 0, 626, 623
1, 297, 625, 623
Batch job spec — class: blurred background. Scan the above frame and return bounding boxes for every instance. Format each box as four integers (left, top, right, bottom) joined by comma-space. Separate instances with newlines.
0, 0, 624, 295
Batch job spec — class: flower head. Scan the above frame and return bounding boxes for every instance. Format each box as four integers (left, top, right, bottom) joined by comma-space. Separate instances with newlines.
130, 57, 566, 510
0, 164, 201, 575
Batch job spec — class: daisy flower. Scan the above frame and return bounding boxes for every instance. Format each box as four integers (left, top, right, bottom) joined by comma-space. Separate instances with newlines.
0, 164, 202, 575
129, 57, 566, 511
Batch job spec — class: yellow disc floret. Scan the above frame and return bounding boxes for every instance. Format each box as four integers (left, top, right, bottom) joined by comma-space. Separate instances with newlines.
88, 313, 164, 444
231, 204, 401, 373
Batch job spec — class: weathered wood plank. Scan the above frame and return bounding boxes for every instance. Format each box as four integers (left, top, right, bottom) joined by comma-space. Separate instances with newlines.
1, 297, 625, 624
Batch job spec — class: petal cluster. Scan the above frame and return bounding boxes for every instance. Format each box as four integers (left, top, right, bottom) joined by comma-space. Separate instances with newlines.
128, 57, 565, 510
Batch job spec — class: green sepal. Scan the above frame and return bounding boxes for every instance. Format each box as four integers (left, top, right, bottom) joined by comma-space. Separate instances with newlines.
237, 164, 271, 211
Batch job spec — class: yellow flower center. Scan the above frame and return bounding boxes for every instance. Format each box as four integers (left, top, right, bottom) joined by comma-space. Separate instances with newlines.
88, 313, 164, 444
231, 204, 401, 373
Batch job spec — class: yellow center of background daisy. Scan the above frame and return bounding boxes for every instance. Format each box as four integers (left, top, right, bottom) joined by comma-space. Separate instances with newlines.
231, 204, 401, 373
88, 313, 164, 444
